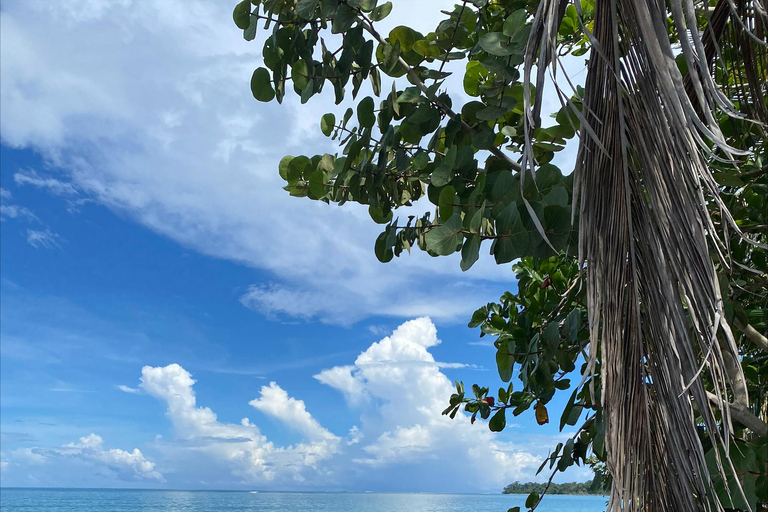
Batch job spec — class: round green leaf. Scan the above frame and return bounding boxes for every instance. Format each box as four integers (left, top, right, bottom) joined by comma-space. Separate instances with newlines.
389, 26, 418, 52
320, 113, 335, 137
357, 97, 375, 129
250, 67, 275, 102
278, 156, 294, 181
233, 0, 251, 29
369, 205, 393, 224
489, 408, 506, 432
370, 1, 393, 21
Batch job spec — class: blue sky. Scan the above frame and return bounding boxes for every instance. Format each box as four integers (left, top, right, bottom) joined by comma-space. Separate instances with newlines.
0, 0, 588, 492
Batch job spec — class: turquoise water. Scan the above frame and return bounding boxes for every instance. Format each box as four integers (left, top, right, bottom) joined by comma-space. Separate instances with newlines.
0, 488, 607, 511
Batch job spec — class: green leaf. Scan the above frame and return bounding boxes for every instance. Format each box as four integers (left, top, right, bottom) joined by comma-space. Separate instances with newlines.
396, 87, 421, 104
374, 226, 396, 263
370, 1, 393, 21
431, 146, 457, 187
250, 67, 275, 102
332, 4, 356, 33
461, 233, 480, 271
525, 492, 539, 509
559, 388, 579, 431
292, 59, 310, 90
243, 14, 258, 41
295, 0, 319, 19
542, 204, 571, 250
357, 97, 376, 129
278, 156, 294, 181
389, 26, 418, 52
492, 203, 528, 263
233, 0, 251, 29
562, 308, 581, 342
478, 32, 516, 57
496, 341, 514, 382
476, 104, 509, 121
489, 408, 506, 432
425, 214, 462, 256
308, 170, 326, 197
438, 186, 456, 222
502, 10, 527, 37
320, 113, 335, 137
369, 205, 393, 224
463, 61, 488, 96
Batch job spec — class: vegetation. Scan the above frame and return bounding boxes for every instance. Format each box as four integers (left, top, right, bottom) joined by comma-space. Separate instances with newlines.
502, 480, 602, 495
233, 0, 767, 510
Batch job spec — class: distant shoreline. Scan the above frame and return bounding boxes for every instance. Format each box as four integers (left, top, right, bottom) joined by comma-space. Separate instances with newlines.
502, 481, 606, 496
0, 487, 605, 496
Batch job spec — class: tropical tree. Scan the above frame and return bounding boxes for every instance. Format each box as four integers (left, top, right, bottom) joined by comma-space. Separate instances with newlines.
233, 0, 767, 510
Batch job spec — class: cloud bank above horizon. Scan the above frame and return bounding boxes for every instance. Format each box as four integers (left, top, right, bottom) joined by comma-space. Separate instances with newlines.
1, 318, 549, 490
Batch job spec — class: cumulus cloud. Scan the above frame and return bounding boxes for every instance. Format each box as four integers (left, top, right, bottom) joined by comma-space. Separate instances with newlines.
249, 382, 339, 443
0, 319, 570, 489
1, 434, 162, 484
138, 363, 339, 483
315, 318, 540, 484
132, 320, 541, 489
59, 433, 163, 482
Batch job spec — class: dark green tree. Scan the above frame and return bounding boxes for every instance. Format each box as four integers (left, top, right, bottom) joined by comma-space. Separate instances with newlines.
233, 0, 767, 510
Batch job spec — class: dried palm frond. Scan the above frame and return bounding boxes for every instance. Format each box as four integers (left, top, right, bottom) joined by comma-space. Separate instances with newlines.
521, 0, 767, 509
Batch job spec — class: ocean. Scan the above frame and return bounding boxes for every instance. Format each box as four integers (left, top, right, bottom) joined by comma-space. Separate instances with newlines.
0, 488, 607, 511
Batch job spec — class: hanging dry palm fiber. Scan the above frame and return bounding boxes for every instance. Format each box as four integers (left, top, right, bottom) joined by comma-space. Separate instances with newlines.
521, 0, 767, 509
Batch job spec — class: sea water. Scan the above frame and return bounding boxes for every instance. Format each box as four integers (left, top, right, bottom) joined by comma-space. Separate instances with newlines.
0, 488, 607, 511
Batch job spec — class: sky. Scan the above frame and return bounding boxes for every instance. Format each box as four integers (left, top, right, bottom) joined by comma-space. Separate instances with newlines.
0, 0, 589, 492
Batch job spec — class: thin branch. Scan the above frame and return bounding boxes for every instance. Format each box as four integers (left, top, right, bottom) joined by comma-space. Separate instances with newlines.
706, 391, 768, 437
735, 318, 768, 353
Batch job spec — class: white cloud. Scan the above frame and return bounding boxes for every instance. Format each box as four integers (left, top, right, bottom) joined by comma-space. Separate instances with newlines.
315, 317, 540, 485
26, 229, 61, 249
117, 385, 141, 394
314, 365, 369, 406
59, 433, 163, 482
14, 169, 79, 196
138, 363, 339, 483
2, 433, 162, 484
249, 382, 339, 443
1, 187, 38, 222
1, 204, 38, 222
0, 0, 514, 326
127, 319, 547, 489
0, 319, 580, 489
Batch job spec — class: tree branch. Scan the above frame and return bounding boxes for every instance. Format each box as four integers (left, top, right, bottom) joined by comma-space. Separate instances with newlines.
718, 336, 750, 408
735, 318, 768, 353
706, 391, 768, 437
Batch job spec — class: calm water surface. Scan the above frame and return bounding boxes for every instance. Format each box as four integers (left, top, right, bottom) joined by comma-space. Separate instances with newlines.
1, 488, 607, 512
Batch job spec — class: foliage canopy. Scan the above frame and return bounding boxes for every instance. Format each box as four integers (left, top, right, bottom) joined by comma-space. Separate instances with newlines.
234, 0, 767, 510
